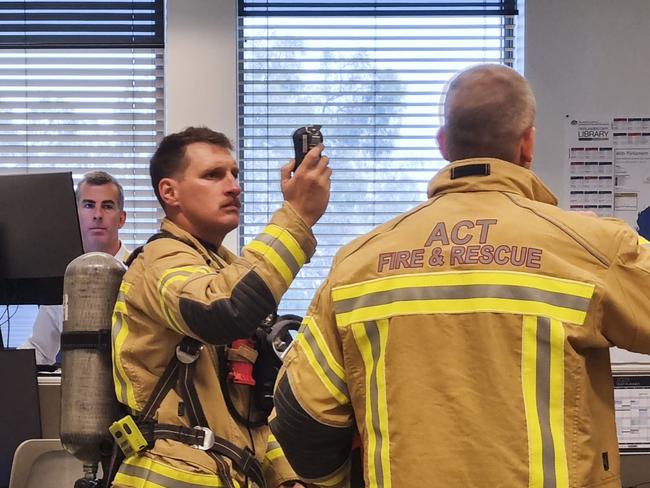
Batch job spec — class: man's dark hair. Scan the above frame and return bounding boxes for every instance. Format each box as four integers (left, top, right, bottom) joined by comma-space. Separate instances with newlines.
76, 170, 125, 210
150, 126, 234, 207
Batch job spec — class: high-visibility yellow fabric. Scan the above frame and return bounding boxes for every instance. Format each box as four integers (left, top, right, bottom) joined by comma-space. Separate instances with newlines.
112, 203, 315, 487
274, 158, 650, 487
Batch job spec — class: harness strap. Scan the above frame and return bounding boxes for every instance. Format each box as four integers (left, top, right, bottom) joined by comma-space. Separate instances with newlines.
135, 336, 266, 488
138, 338, 196, 420
178, 353, 260, 488
60, 329, 111, 351
125, 233, 266, 488
138, 423, 265, 487
126, 231, 219, 268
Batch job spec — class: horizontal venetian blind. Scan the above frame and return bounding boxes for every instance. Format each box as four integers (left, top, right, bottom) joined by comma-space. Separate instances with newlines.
0, 48, 164, 248
0, 0, 163, 48
238, 2, 516, 315
0, 1, 164, 347
240, 0, 517, 16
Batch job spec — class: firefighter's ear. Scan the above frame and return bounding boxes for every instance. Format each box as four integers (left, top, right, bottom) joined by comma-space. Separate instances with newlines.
519, 126, 536, 169
159, 178, 179, 208
437, 126, 450, 161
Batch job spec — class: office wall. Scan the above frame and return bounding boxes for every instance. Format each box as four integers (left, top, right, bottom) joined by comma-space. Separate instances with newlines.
166, 4, 650, 484
166, 0, 239, 249
165, 1, 650, 239
526, 0, 650, 207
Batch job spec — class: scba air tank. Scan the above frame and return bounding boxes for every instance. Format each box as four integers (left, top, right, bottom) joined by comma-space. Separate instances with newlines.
60, 252, 125, 465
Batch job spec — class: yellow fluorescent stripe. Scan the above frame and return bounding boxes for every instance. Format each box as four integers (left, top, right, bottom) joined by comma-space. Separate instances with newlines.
247, 240, 293, 286
351, 321, 392, 488
640, 236, 650, 246
114, 472, 168, 488
160, 265, 212, 279
296, 334, 349, 405
305, 316, 346, 382
112, 312, 137, 409
314, 462, 351, 488
263, 224, 307, 266
549, 318, 569, 488
112, 302, 123, 400
158, 265, 211, 335
332, 270, 595, 302
114, 299, 127, 314
111, 311, 124, 402
351, 322, 378, 488
158, 272, 199, 334
522, 316, 543, 488
124, 456, 223, 486
335, 298, 587, 328
113, 280, 135, 409
114, 282, 132, 314
375, 319, 392, 488
265, 447, 283, 462
265, 432, 283, 461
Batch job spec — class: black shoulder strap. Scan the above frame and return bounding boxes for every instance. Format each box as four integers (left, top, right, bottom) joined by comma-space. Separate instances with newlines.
138, 336, 201, 421
125, 231, 212, 267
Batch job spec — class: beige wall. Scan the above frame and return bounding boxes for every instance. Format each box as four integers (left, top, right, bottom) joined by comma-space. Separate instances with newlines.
166, 0, 239, 250
162, 3, 650, 482
525, 0, 650, 207
166, 0, 650, 242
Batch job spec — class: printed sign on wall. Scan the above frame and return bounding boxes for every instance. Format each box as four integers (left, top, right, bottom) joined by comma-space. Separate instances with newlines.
566, 116, 650, 240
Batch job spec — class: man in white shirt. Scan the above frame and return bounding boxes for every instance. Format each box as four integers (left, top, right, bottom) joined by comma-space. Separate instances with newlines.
21, 171, 130, 365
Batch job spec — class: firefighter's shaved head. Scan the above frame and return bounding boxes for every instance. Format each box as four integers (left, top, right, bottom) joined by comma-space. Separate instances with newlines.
438, 64, 536, 166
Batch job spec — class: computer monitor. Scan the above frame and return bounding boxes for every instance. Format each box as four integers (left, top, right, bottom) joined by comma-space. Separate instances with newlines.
0, 172, 83, 307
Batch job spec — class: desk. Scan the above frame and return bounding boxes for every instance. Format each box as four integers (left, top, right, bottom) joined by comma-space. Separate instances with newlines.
621, 454, 650, 487
34, 373, 650, 485
37, 375, 61, 439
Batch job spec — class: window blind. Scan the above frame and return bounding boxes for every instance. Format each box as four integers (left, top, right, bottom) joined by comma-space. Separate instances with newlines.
0, 48, 164, 248
0, 0, 164, 347
0, 0, 163, 48
238, 1, 516, 315
240, 0, 517, 16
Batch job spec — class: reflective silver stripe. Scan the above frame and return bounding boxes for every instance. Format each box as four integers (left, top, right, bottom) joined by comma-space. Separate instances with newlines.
255, 233, 301, 278
157, 269, 202, 333
118, 461, 222, 488
366, 321, 386, 487
536, 316, 556, 488
266, 439, 280, 452
302, 324, 349, 400
158, 269, 194, 292
111, 311, 130, 405
334, 284, 590, 315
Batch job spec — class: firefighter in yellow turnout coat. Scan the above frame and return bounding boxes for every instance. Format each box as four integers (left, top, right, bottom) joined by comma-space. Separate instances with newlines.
271, 65, 650, 487
111, 127, 331, 488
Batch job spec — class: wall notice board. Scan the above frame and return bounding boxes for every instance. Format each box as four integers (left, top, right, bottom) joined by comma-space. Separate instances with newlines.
565, 115, 650, 370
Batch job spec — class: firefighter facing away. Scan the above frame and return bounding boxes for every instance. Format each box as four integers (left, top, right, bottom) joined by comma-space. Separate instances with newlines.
110, 127, 330, 487
270, 64, 650, 487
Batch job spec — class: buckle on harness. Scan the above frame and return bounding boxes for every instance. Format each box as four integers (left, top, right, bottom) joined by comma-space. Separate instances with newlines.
192, 426, 215, 450
176, 342, 203, 364
240, 446, 256, 473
